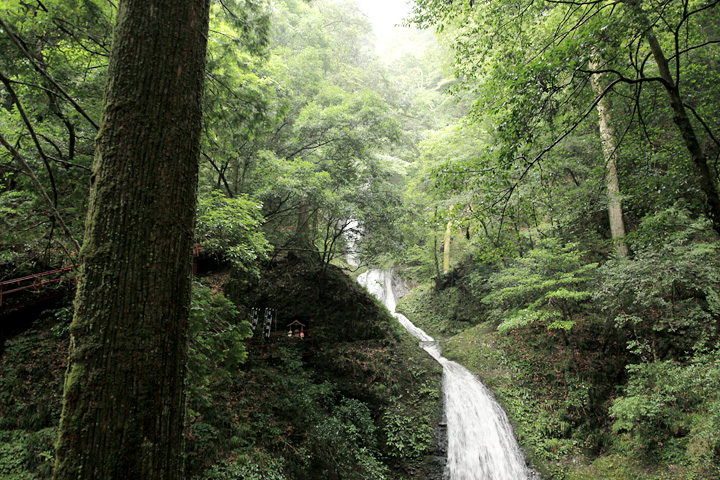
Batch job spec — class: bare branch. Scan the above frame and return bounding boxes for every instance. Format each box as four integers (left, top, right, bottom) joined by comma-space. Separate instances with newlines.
684, 101, 720, 151
0, 132, 81, 252
669, 40, 720, 61
0, 71, 59, 207
0, 13, 100, 130
201, 151, 235, 198
577, 67, 671, 88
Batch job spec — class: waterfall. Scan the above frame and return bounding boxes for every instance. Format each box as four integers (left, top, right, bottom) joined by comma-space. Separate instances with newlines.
357, 269, 531, 480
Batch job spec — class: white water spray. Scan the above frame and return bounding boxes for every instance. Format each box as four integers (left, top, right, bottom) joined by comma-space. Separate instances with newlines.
357, 269, 530, 480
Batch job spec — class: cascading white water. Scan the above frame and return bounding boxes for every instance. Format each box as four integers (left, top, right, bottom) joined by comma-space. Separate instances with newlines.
357, 269, 530, 480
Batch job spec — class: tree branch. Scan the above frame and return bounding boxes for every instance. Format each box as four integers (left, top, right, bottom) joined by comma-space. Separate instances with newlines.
0, 132, 81, 252
683, 101, 720, 151
0, 71, 59, 207
669, 40, 720, 61
201, 151, 235, 198
0, 13, 100, 130
577, 67, 671, 89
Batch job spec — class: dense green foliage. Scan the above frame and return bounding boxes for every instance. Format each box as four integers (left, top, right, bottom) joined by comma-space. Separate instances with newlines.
3, 0, 720, 477
0, 260, 442, 479
385, 0, 720, 475
196, 191, 270, 273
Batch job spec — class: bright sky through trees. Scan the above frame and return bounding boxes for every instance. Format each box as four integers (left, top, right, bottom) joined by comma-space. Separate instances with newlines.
353, 0, 412, 52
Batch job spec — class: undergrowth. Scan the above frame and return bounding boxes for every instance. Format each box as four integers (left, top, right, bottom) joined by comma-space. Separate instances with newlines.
0, 255, 443, 479
397, 222, 720, 479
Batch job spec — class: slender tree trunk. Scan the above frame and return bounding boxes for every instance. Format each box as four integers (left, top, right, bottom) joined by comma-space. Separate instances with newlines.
296, 201, 312, 247
53, 1, 210, 479
433, 235, 442, 288
644, 33, 720, 234
624, 0, 720, 234
443, 205, 456, 273
589, 56, 629, 259
232, 158, 239, 194
443, 218, 452, 273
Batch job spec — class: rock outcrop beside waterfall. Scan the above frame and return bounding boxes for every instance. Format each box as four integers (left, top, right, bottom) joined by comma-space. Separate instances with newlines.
228, 253, 445, 479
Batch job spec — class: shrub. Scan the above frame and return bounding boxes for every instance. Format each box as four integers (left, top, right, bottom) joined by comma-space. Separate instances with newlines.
595, 209, 720, 360
196, 191, 270, 273
610, 352, 720, 475
199, 452, 286, 480
482, 238, 597, 332
382, 403, 433, 461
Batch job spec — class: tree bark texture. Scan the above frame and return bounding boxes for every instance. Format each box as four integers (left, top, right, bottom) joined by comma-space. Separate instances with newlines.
53, 0, 210, 479
589, 57, 629, 259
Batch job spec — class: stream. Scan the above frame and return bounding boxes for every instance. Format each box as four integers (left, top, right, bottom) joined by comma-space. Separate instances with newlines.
357, 269, 531, 480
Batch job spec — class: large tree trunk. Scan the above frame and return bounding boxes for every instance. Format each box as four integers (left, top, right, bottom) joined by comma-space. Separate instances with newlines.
589, 56, 629, 259
53, 0, 210, 479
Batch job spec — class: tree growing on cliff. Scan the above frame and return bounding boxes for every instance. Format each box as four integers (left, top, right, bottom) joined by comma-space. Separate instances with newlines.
53, 0, 211, 478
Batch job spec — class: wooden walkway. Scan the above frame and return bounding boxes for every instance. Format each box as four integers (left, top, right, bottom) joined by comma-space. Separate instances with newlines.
0, 265, 78, 309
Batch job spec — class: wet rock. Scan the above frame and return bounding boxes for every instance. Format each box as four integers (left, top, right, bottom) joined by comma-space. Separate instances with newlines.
425, 399, 448, 480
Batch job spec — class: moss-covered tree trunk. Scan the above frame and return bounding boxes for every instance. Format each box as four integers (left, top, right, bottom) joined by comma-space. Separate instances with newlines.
53, 0, 210, 479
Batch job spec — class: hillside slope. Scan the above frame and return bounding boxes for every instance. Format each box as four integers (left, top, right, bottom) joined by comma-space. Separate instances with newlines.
0, 254, 443, 479
398, 261, 720, 480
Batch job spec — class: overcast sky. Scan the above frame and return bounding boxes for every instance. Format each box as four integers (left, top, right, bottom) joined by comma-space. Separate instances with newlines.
353, 0, 413, 50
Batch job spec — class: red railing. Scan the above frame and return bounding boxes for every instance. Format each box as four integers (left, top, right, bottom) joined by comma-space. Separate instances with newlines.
1, 244, 208, 310
0, 249, 314, 358
0, 265, 78, 307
